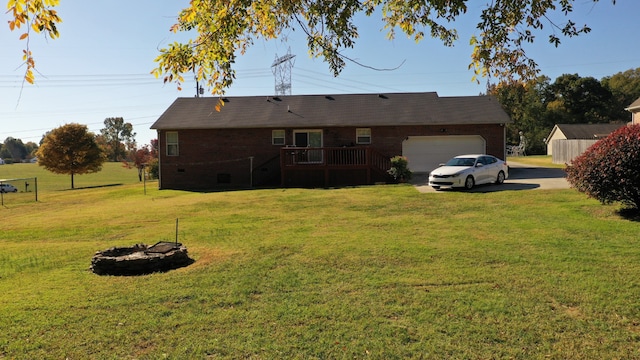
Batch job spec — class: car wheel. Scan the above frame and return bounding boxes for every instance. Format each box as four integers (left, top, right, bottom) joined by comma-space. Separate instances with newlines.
464, 176, 474, 190
495, 171, 505, 185
432, 186, 440, 190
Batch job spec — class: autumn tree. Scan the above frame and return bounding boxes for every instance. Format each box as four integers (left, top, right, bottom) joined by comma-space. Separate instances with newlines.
36, 123, 105, 189
152, 0, 615, 101
8, 1, 616, 98
149, 139, 159, 159
127, 144, 158, 181
131, 147, 150, 182
6, 0, 61, 84
100, 117, 136, 162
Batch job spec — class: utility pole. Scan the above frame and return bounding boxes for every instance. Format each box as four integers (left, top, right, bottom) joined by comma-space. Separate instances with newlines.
194, 70, 204, 97
195, 79, 203, 97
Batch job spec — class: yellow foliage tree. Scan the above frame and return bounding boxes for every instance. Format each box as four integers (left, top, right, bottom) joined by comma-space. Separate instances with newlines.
8, 0, 615, 97
36, 123, 106, 189
7, 0, 62, 84
151, 0, 615, 98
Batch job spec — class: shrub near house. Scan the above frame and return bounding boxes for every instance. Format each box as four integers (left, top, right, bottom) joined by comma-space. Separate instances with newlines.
566, 124, 640, 210
388, 156, 412, 182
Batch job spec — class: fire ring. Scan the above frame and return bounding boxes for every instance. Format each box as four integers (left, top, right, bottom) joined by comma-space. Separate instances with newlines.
90, 242, 194, 276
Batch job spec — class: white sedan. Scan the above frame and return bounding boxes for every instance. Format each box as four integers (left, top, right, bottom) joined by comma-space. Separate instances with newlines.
0, 183, 18, 193
428, 154, 508, 190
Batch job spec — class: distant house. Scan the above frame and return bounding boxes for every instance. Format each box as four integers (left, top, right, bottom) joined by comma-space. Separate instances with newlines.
151, 92, 511, 190
545, 123, 625, 164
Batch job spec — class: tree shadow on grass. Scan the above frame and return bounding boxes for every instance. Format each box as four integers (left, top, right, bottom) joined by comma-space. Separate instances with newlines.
60, 183, 124, 191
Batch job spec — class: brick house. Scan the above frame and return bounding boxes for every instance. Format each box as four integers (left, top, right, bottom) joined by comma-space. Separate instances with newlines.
151, 92, 511, 190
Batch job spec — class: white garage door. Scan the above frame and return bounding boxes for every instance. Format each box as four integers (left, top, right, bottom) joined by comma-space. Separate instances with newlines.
402, 135, 486, 173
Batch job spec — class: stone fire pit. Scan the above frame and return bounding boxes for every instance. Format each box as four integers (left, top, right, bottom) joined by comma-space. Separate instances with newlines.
90, 242, 194, 276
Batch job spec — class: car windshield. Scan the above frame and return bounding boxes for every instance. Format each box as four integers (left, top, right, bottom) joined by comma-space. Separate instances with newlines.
444, 157, 476, 167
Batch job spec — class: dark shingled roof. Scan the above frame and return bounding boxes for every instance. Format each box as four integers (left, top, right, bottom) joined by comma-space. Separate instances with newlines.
151, 92, 511, 130
553, 123, 625, 139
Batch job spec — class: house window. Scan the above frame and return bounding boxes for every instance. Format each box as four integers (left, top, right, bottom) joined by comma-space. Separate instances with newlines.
272, 130, 285, 145
356, 128, 371, 144
166, 131, 179, 156
293, 129, 323, 163
294, 129, 323, 148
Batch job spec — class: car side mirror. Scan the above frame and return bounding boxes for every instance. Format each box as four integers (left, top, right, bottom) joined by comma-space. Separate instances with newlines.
438, 163, 445, 167
475, 163, 484, 167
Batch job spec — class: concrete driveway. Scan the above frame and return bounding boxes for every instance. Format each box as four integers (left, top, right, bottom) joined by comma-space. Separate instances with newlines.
412, 161, 570, 193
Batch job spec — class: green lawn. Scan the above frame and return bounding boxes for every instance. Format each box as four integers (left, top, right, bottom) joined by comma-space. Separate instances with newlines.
1, 164, 639, 359
0, 162, 143, 192
507, 155, 566, 168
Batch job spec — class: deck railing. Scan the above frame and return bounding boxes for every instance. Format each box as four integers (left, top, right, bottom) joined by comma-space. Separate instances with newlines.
280, 147, 391, 186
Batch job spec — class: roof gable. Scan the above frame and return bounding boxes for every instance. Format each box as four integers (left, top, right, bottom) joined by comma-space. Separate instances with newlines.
550, 123, 625, 140
626, 96, 640, 112
151, 92, 512, 130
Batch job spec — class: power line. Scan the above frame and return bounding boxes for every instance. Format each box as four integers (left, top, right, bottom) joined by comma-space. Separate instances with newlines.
0, 69, 274, 88
0, 117, 160, 142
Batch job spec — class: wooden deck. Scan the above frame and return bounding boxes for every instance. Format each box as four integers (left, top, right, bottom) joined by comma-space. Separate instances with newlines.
280, 147, 392, 187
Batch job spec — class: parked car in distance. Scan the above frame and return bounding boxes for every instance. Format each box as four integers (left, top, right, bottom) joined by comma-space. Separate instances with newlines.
0, 183, 18, 193
428, 154, 508, 190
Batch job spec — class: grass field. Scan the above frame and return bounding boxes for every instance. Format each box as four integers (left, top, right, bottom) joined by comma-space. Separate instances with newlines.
507, 155, 566, 168
1, 162, 639, 359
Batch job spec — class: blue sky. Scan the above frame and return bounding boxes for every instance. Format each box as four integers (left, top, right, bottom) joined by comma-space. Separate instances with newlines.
1, 1, 638, 146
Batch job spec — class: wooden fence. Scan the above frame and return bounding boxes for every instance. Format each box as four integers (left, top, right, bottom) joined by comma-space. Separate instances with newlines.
551, 139, 598, 164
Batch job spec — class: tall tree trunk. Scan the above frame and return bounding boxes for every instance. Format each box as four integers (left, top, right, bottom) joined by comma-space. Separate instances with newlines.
71, 173, 75, 189
113, 140, 120, 162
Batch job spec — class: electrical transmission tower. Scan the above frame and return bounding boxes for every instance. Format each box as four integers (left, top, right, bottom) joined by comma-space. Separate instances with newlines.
271, 47, 296, 96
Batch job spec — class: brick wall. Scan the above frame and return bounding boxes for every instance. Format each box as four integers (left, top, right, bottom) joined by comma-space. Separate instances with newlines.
157, 124, 505, 190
